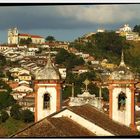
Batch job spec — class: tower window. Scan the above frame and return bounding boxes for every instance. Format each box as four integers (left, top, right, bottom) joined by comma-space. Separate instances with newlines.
43, 93, 50, 109
118, 91, 126, 111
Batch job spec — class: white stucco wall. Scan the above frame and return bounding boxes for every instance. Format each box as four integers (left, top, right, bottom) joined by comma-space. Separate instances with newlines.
53, 109, 114, 136
112, 87, 131, 127
37, 85, 57, 121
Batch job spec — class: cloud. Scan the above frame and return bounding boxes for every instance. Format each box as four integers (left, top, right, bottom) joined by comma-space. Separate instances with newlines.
0, 4, 139, 31
56, 5, 139, 24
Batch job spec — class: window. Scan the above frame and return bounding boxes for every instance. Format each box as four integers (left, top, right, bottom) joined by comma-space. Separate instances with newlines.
118, 91, 126, 111
43, 94, 50, 109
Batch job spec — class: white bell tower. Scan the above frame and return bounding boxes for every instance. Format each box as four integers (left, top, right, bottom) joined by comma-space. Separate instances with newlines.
8, 27, 19, 44
108, 51, 136, 131
34, 52, 62, 122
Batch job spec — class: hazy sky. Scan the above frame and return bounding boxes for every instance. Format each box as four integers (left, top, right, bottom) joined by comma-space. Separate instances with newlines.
0, 4, 140, 43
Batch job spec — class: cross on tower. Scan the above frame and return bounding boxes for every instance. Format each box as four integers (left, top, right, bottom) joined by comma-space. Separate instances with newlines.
83, 79, 90, 91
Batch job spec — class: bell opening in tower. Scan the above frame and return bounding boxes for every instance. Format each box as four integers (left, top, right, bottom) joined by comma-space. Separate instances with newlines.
43, 93, 50, 109
118, 91, 127, 111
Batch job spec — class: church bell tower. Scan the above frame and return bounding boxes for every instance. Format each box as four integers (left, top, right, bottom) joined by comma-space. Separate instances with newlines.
108, 51, 136, 131
34, 52, 62, 122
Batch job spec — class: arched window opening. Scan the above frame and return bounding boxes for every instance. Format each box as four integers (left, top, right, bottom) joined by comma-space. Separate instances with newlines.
118, 91, 126, 111
43, 94, 50, 109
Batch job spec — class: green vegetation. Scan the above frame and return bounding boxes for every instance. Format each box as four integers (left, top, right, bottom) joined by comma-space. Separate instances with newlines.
62, 71, 100, 99
124, 41, 140, 73
71, 31, 140, 73
93, 32, 130, 54
0, 117, 31, 137
10, 104, 22, 120
0, 104, 34, 137
21, 109, 34, 123
0, 80, 15, 110
10, 104, 34, 123
0, 80, 12, 93
19, 37, 32, 45
57, 48, 110, 100
71, 31, 131, 63
55, 48, 85, 70
0, 110, 9, 123
0, 54, 6, 67
45, 36, 55, 42
133, 25, 140, 35
102, 88, 109, 101
0, 92, 15, 110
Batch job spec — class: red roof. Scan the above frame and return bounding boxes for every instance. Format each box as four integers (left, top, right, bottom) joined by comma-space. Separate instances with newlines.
19, 33, 44, 39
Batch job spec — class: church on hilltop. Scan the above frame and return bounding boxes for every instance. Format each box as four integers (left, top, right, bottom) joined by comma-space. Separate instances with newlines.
8, 27, 45, 45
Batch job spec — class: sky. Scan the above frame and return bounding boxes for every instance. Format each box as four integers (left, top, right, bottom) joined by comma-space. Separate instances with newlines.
0, 4, 140, 43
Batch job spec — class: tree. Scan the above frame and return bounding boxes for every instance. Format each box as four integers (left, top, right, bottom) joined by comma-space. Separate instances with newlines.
45, 36, 55, 42
133, 25, 140, 35
19, 38, 32, 45
10, 104, 22, 120
0, 71, 5, 77
0, 80, 12, 93
94, 32, 129, 55
0, 91, 15, 110
21, 109, 34, 123
26, 38, 32, 45
55, 48, 70, 64
6, 71, 14, 80
102, 88, 109, 101
0, 54, 6, 67
78, 71, 96, 82
55, 48, 85, 70
0, 110, 9, 123
65, 72, 76, 84
19, 38, 26, 45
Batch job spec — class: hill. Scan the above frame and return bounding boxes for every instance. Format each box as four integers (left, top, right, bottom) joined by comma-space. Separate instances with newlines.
127, 41, 140, 57
70, 31, 140, 74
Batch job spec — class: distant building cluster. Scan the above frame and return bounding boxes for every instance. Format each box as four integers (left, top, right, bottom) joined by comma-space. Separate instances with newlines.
116, 24, 140, 41
80, 24, 140, 42
8, 28, 45, 44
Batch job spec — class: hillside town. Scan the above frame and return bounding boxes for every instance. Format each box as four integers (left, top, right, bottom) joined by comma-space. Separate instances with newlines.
0, 24, 140, 137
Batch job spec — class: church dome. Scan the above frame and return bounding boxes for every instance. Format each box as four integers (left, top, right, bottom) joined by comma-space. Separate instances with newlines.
109, 51, 135, 81
35, 53, 60, 80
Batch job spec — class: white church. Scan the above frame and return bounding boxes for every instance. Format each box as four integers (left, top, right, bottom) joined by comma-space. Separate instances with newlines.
8, 27, 45, 45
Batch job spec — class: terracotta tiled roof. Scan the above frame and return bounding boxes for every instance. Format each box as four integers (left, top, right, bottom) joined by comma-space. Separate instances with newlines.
19, 33, 44, 39
68, 104, 137, 136
12, 117, 95, 137
11, 104, 137, 137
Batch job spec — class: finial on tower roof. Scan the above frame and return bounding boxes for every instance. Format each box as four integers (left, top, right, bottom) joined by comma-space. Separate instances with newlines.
35, 46, 60, 80
46, 47, 52, 67
119, 50, 126, 67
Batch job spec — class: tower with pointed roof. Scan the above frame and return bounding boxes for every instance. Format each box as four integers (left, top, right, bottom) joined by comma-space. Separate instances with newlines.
108, 50, 136, 131
8, 28, 18, 44
34, 52, 62, 122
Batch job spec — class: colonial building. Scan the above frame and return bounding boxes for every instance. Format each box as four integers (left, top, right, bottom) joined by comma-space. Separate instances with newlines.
118, 24, 132, 33
116, 24, 140, 41
34, 53, 62, 122
8, 28, 45, 45
108, 51, 136, 131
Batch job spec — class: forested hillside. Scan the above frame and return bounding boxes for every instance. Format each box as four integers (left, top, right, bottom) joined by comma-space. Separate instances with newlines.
70, 31, 140, 73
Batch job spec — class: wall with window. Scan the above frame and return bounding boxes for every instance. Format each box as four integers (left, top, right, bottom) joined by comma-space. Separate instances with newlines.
37, 85, 57, 121
112, 87, 131, 127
